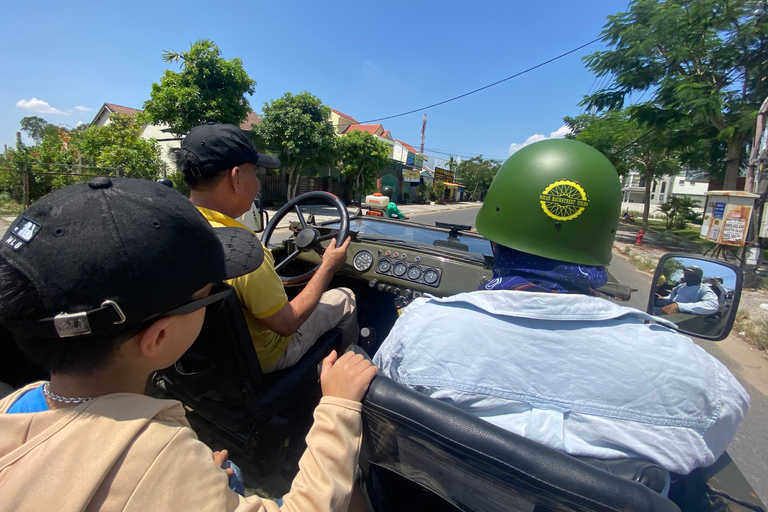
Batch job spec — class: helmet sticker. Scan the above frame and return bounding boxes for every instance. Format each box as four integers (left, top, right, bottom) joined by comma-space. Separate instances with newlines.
539, 180, 589, 221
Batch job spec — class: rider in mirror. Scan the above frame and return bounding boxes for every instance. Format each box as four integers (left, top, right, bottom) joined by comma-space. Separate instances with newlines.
373, 139, 749, 477
177, 123, 358, 373
655, 265, 719, 315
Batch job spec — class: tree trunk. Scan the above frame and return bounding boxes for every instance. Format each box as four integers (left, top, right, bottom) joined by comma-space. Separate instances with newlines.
723, 137, 743, 191
642, 166, 654, 231
286, 168, 296, 201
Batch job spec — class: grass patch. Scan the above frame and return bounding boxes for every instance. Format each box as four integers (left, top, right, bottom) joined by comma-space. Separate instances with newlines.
622, 246, 657, 272
0, 195, 24, 216
734, 310, 768, 349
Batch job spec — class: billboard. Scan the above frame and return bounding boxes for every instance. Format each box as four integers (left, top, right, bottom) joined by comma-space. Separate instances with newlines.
434, 167, 455, 182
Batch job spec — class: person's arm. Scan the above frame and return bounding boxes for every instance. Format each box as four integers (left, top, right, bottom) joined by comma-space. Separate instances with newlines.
676, 287, 720, 314
258, 237, 350, 337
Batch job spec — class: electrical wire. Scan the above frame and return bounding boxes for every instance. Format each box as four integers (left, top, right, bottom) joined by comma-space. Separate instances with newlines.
359, 37, 603, 124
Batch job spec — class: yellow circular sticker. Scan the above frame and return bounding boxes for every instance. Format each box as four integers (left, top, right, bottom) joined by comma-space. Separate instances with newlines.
539, 180, 589, 221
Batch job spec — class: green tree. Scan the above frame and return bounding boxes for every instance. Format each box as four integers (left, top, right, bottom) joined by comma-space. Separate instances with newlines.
658, 195, 700, 229
143, 39, 256, 135
73, 113, 163, 180
583, 0, 768, 190
253, 92, 336, 200
564, 108, 681, 230
337, 130, 391, 200
433, 180, 446, 202
454, 156, 500, 201
20, 116, 49, 144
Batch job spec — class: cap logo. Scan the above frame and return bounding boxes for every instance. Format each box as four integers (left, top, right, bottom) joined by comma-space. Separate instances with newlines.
539, 180, 589, 222
3, 218, 41, 250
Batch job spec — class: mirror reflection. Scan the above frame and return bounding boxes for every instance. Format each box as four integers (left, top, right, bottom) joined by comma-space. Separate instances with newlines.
651, 256, 739, 339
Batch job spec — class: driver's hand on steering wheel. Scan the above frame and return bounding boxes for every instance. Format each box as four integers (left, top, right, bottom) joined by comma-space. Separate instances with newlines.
321, 236, 351, 273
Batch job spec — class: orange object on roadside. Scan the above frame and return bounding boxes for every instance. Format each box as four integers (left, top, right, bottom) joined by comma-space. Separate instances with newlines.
366, 210, 384, 217
635, 230, 644, 246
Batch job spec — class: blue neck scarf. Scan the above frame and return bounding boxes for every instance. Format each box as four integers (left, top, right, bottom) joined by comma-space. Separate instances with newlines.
480, 244, 607, 295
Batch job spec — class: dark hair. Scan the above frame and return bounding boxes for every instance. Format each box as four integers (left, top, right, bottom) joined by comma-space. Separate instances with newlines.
175, 148, 229, 190
0, 261, 124, 376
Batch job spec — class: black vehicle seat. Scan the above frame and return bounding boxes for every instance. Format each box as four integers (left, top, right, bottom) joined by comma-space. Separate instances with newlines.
156, 282, 341, 434
361, 375, 680, 512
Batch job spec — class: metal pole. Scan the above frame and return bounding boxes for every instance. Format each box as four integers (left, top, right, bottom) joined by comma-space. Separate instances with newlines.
23, 163, 30, 208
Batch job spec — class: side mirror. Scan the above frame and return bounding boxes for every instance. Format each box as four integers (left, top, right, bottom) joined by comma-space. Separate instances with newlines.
646, 254, 742, 341
238, 194, 268, 233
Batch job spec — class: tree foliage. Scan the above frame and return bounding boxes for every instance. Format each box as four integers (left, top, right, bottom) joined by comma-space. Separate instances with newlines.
583, 0, 768, 190
337, 130, 391, 199
20, 116, 49, 144
253, 92, 336, 200
454, 156, 501, 201
143, 39, 256, 135
657, 195, 701, 229
75, 113, 163, 180
564, 107, 681, 229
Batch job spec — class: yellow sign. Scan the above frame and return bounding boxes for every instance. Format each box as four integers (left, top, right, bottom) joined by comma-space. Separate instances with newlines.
434, 167, 454, 182
403, 169, 420, 180
539, 180, 589, 221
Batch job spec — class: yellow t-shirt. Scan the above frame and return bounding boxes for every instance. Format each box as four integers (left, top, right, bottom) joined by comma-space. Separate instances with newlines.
197, 207, 290, 372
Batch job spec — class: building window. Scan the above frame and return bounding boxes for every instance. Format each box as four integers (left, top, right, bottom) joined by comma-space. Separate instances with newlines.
679, 179, 685, 185
652, 181, 657, 192
661, 182, 666, 193
651, 193, 655, 199
639, 178, 646, 187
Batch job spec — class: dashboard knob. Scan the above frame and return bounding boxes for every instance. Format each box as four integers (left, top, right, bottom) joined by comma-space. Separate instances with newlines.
368, 279, 378, 288
385, 286, 392, 293
377, 283, 385, 291
393, 288, 400, 295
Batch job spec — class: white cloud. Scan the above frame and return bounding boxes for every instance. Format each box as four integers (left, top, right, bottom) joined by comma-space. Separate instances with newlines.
74, 105, 92, 112
76, 121, 87, 127
16, 98, 68, 115
508, 125, 572, 154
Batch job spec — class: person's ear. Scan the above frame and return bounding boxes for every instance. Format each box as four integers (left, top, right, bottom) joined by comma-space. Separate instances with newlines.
230, 165, 245, 193
137, 317, 175, 360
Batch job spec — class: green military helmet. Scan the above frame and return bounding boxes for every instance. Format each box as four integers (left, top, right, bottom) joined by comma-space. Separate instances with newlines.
684, 265, 704, 279
475, 139, 621, 266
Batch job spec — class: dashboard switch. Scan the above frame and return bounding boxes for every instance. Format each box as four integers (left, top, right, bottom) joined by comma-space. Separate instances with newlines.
368, 279, 377, 288
377, 283, 385, 291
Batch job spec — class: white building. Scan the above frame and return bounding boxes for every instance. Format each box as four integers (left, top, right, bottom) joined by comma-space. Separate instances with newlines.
621, 170, 709, 213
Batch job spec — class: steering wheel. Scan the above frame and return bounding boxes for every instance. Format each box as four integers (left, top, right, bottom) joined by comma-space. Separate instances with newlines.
261, 191, 350, 285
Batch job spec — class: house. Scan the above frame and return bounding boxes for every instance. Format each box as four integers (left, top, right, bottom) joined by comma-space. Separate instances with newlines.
91, 103, 262, 174
621, 170, 709, 213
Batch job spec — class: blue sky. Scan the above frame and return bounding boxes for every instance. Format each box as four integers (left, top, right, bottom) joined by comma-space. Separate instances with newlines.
1, 0, 625, 163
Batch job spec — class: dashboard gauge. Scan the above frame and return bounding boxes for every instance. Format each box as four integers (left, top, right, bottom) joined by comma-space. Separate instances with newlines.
393, 262, 408, 277
407, 265, 422, 280
353, 250, 373, 272
423, 269, 439, 285
377, 259, 392, 273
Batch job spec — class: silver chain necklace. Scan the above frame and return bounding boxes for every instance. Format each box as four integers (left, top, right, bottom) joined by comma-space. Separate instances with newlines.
42, 382, 93, 404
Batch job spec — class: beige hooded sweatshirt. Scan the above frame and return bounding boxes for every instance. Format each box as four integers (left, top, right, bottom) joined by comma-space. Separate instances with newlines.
0, 383, 363, 512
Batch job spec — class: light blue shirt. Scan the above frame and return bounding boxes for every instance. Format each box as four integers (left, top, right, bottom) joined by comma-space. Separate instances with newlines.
373, 290, 749, 474
668, 283, 719, 314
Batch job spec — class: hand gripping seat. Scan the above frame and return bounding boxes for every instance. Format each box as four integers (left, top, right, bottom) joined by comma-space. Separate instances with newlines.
156, 282, 341, 445
360, 375, 680, 512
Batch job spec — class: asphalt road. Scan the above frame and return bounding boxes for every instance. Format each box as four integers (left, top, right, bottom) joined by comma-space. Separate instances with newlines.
408, 207, 767, 504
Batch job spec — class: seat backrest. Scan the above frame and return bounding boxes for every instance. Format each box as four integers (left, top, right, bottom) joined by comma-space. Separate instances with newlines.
158, 282, 342, 432
361, 376, 680, 512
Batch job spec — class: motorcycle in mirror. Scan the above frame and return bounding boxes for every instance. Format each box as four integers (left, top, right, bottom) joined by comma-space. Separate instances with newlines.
646, 254, 742, 341
238, 193, 267, 233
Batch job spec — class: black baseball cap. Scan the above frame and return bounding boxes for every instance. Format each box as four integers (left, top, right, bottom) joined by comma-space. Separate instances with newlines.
0, 177, 264, 340
179, 123, 281, 178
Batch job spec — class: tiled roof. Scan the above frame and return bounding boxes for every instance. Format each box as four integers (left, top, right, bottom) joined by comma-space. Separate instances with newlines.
395, 139, 418, 153
344, 124, 383, 135
104, 103, 142, 115
330, 108, 358, 123
240, 111, 262, 130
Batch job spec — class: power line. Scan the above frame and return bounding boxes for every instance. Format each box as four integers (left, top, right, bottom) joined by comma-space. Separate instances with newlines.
359, 37, 603, 124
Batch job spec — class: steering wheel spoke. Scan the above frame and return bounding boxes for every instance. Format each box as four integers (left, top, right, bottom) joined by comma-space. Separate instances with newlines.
274, 249, 301, 273
294, 205, 308, 229
317, 231, 340, 243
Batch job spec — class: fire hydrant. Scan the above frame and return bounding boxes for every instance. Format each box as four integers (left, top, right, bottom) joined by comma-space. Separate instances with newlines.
635, 229, 644, 246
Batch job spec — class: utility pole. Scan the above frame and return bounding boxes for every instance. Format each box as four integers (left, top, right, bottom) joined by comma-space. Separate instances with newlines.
420, 114, 427, 154
746, 95, 768, 193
